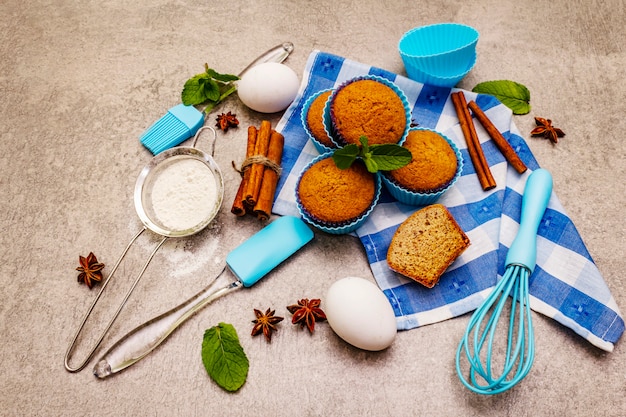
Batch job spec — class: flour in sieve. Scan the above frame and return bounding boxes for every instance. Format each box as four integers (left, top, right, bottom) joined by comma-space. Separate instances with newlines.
150, 158, 219, 231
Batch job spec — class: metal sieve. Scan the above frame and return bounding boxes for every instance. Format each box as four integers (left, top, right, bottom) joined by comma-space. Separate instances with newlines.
64, 126, 223, 373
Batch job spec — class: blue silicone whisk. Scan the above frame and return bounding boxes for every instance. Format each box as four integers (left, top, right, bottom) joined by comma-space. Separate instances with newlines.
456, 168, 553, 395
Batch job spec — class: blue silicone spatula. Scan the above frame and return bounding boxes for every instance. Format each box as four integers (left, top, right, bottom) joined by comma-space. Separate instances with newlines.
140, 42, 294, 155
93, 215, 313, 378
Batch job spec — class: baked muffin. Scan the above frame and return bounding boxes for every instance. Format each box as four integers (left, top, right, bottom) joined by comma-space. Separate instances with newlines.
387, 204, 470, 288
302, 89, 335, 152
382, 128, 462, 205
296, 154, 381, 234
328, 76, 410, 146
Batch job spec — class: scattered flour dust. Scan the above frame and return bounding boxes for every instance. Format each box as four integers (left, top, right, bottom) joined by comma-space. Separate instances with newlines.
150, 158, 219, 232
162, 233, 222, 278
129, 218, 223, 279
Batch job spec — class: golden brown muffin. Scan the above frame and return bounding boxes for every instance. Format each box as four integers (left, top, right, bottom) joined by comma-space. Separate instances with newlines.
387, 204, 470, 288
330, 79, 407, 146
297, 157, 376, 225
306, 90, 334, 148
388, 129, 458, 193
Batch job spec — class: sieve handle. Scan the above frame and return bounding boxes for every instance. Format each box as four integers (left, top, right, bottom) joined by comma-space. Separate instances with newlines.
93, 267, 240, 379
505, 169, 553, 272
64, 229, 166, 373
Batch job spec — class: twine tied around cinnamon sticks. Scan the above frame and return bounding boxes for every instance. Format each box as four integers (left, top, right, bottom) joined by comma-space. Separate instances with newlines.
231, 120, 284, 221
451, 91, 527, 191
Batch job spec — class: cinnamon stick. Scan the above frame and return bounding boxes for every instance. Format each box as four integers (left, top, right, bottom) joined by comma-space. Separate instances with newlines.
230, 126, 258, 216
451, 91, 496, 190
243, 120, 272, 207
467, 100, 528, 174
253, 130, 284, 221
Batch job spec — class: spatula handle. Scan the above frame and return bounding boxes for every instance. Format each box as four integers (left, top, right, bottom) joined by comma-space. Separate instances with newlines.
93, 267, 239, 379
505, 168, 553, 272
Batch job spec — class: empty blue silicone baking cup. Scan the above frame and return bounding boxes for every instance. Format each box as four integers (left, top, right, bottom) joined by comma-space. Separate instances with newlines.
381, 127, 464, 206
399, 23, 479, 79
403, 52, 477, 87
295, 153, 382, 235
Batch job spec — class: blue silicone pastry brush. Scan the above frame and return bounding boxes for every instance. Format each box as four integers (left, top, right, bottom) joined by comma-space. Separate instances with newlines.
140, 42, 294, 155
93, 215, 313, 378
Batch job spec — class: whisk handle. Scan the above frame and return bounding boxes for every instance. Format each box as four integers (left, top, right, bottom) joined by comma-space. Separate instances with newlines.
505, 169, 553, 272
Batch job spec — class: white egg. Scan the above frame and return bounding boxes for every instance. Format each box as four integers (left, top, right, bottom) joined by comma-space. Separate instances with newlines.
325, 276, 397, 351
237, 62, 300, 113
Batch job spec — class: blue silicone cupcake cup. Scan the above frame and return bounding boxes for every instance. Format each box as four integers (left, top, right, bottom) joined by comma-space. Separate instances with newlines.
324, 75, 412, 148
295, 153, 382, 235
403, 52, 476, 87
381, 127, 464, 206
300, 89, 337, 154
399, 23, 479, 78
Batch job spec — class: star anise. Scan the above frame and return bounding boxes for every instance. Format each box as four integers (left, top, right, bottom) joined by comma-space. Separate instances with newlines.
286, 298, 327, 334
530, 116, 565, 144
215, 111, 239, 132
251, 308, 284, 342
76, 252, 104, 289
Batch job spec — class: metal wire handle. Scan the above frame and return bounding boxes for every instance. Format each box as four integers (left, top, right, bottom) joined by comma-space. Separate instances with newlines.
64, 127, 219, 373
192, 126, 217, 156
64, 228, 167, 372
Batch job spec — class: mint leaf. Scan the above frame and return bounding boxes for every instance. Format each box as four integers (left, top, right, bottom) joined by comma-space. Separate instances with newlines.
182, 73, 212, 106
332, 143, 360, 169
363, 157, 378, 173
332, 136, 411, 173
202, 323, 249, 392
471, 80, 531, 115
203, 78, 221, 102
359, 136, 370, 154
369, 144, 412, 171
181, 66, 240, 110
206, 68, 240, 83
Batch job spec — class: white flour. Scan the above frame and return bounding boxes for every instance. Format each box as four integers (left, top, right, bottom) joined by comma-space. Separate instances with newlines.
150, 158, 219, 231
129, 216, 223, 279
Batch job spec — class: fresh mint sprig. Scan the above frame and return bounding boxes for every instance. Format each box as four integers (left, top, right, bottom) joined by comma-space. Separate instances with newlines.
181, 64, 240, 115
332, 136, 412, 173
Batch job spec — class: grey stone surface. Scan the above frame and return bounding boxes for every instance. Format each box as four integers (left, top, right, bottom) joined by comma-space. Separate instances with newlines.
1, 0, 624, 415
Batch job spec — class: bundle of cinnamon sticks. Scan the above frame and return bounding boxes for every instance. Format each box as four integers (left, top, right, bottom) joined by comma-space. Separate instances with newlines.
450, 91, 527, 191
231, 120, 284, 221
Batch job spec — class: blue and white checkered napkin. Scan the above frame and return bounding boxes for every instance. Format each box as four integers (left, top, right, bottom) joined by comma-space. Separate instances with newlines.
272, 50, 624, 352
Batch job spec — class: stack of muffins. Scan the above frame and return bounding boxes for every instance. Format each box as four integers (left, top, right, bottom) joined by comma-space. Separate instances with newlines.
297, 74, 462, 234
297, 75, 410, 234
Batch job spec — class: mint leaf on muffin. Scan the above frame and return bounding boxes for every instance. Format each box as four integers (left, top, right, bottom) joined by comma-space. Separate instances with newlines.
332, 143, 360, 169
332, 136, 411, 173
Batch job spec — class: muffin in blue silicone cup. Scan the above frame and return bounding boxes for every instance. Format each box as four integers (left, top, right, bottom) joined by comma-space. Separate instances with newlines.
325, 75, 411, 147
301, 89, 337, 154
296, 153, 381, 235
382, 128, 463, 206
